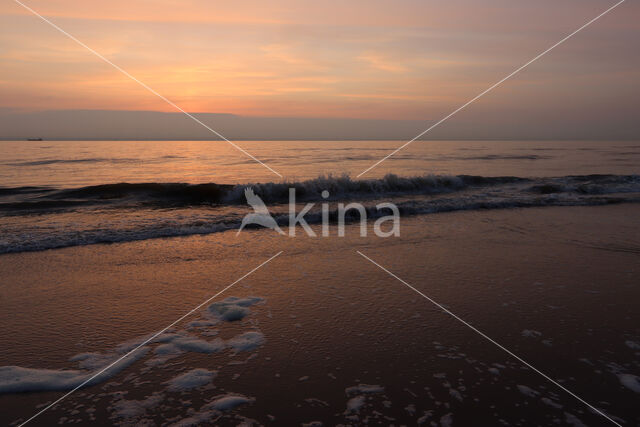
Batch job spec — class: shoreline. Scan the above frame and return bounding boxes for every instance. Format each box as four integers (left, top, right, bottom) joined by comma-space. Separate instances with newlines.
1, 204, 639, 425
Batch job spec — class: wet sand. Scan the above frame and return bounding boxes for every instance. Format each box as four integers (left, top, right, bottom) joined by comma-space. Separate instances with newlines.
1, 204, 639, 426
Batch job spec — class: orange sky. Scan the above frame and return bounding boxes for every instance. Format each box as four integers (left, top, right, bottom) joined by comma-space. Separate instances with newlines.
1, 0, 638, 120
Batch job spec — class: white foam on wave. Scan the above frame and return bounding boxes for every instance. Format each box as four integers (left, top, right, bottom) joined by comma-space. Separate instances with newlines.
207, 296, 264, 322
1, 295, 267, 398
0, 346, 150, 393
168, 393, 254, 426
440, 413, 453, 427
227, 331, 265, 352
564, 412, 587, 427
0, 366, 87, 393
111, 393, 164, 420
625, 340, 640, 350
541, 397, 563, 409
166, 368, 216, 392
521, 329, 542, 338
155, 335, 226, 355
516, 384, 539, 397
618, 373, 640, 393
208, 394, 254, 411
345, 395, 366, 414
345, 384, 384, 395
186, 320, 219, 330
70, 347, 149, 372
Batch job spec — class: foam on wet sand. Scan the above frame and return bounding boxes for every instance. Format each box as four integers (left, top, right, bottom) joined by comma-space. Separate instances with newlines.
166, 369, 217, 392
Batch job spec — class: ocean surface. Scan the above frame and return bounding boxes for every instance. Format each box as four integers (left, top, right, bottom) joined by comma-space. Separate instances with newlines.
0, 139, 639, 253
1, 140, 639, 426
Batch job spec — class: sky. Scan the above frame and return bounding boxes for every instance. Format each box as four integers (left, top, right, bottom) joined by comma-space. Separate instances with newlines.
0, 0, 638, 139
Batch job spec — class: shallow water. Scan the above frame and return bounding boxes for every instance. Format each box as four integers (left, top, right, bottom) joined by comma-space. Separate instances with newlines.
0, 206, 639, 425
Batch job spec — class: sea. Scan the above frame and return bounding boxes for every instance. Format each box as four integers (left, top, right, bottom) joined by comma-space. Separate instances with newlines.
1, 139, 639, 426
1, 139, 639, 253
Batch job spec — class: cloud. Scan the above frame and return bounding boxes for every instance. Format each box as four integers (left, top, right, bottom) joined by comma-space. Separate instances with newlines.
358, 53, 408, 73
0, 0, 638, 121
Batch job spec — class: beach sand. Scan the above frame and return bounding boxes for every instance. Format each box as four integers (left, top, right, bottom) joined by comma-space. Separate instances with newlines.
1, 204, 639, 426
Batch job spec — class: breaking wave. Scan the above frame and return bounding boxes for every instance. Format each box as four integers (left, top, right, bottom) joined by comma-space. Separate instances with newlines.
0, 174, 529, 211
0, 174, 638, 254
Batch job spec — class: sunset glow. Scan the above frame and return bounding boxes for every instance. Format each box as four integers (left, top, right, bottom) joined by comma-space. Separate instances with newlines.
2, 0, 638, 120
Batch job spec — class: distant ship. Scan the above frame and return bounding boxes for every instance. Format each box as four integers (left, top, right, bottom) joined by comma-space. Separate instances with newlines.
27, 138, 43, 141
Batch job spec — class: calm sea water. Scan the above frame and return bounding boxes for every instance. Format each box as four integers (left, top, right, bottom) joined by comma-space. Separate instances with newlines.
1, 139, 639, 187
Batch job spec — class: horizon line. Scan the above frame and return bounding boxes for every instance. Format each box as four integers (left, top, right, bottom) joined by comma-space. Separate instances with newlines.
1, 138, 638, 142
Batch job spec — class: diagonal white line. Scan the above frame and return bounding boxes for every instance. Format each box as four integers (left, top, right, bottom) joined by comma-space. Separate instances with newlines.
19, 251, 283, 426
357, 0, 626, 177
356, 250, 623, 426
12, 0, 282, 178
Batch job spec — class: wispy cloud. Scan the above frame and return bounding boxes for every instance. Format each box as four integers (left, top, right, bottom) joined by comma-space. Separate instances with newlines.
357, 52, 408, 73
1, 0, 638, 121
